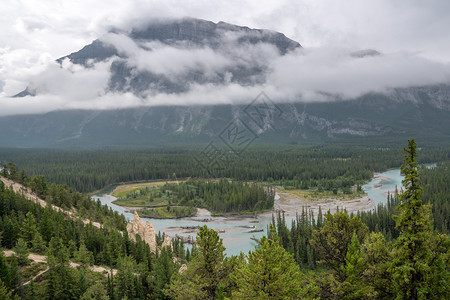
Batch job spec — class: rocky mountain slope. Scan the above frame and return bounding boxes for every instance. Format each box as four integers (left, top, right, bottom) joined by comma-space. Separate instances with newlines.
1, 85, 449, 147
4, 18, 450, 147
55, 18, 300, 97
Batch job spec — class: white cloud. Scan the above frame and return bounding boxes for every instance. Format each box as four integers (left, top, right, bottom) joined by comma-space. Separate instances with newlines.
28, 59, 111, 99
268, 48, 450, 100
100, 33, 234, 76
1, 0, 450, 116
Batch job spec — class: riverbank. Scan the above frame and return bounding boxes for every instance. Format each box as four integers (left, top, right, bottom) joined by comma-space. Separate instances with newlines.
111, 182, 375, 220
269, 191, 375, 217
94, 169, 403, 255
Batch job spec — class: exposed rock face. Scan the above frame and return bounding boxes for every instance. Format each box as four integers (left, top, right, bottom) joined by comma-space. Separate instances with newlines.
161, 234, 173, 250
178, 264, 188, 274
126, 211, 157, 253
53, 18, 301, 97
128, 18, 301, 54
5, 18, 450, 146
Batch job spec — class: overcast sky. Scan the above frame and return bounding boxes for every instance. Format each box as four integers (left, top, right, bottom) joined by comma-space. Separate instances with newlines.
1, 0, 450, 115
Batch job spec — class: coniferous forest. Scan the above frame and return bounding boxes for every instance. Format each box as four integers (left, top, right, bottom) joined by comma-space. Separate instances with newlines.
0, 140, 449, 299
2, 3, 450, 299
1, 145, 447, 193
116, 179, 275, 215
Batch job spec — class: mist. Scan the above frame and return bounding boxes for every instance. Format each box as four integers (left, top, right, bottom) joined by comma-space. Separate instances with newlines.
1, 0, 450, 116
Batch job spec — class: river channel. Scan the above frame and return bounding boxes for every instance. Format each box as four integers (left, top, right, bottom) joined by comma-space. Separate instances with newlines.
94, 168, 405, 256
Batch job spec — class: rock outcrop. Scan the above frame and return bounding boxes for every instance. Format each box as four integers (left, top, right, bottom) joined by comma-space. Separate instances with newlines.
161, 234, 173, 250
126, 211, 157, 253
178, 264, 188, 274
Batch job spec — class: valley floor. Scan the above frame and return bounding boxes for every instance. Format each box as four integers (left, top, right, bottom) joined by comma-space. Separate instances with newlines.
272, 191, 375, 217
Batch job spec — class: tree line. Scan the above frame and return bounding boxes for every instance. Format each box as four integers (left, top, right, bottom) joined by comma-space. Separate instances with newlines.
158, 180, 275, 214
1, 145, 447, 193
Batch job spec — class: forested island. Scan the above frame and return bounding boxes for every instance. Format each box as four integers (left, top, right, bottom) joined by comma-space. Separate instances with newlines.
112, 179, 274, 218
0, 140, 449, 299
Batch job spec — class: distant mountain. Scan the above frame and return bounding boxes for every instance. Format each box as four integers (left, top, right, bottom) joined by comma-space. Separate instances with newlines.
1, 85, 450, 147
5, 18, 450, 147
60, 18, 300, 96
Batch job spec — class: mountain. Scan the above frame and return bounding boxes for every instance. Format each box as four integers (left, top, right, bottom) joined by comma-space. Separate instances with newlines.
4, 18, 450, 148
57, 18, 300, 97
1, 85, 450, 147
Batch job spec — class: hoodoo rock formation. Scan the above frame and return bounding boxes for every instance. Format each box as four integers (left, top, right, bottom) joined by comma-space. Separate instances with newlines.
126, 211, 157, 253
126, 211, 173, 253
162, 234, 173, 250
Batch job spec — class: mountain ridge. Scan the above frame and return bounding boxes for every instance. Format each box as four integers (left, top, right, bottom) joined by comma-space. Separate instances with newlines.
1, 85, 449, 148
5, 18, 450, 147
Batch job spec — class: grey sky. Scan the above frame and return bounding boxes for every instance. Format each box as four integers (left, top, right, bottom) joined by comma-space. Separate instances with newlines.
0, 0, 449, 115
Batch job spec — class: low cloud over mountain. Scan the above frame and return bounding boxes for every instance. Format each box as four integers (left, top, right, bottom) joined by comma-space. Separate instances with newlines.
1, 18, 449, 116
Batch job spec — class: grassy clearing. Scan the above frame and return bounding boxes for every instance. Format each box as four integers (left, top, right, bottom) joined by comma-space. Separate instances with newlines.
112, 181, 181, 198
112, 198, 168, 207
112, 184, 174, 207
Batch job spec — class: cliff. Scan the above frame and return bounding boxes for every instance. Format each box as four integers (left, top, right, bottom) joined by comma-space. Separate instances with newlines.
126, 211, 157, 253
126, 211, 173, 253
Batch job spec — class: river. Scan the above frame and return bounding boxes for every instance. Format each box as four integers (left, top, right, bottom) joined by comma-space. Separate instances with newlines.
94, 168, 405, 256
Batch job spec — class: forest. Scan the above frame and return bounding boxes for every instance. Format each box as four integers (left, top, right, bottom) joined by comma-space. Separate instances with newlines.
114, 180, 274, 216
1, 144, 447, 193
0, 169, 188, 299
0, 140, 449, 299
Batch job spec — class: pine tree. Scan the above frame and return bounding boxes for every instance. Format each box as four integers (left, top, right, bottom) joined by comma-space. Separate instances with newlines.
338, 232, 373, 299
360, 232, 394, 299
190, 225, 226, 298
391, 139, 449, 299
21, 212, 37, 247
46, 237, 76, 300
165, 225, 232, 300
76, 269, 89, 299
13, 238, 30, 266
232, 226, 303, 299
115, 255, 138, 300
0, 249, 9, 284
6, 257, 19, 292
311, 211, 369, 280
80, 282, 109, 300
27, 279, 38, 300
0, 279, 14, 300
31, 232, 46, 254
75, 241, 94, 268
153, 247, 175, 299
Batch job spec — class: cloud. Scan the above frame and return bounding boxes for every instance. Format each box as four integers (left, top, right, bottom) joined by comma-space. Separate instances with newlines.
1, 0, 450, 116
100, 33, 235, 77
268, 47, 450, 100
28, 59, 111, 99
1, 29, 450, 116
1, 42, 449, 117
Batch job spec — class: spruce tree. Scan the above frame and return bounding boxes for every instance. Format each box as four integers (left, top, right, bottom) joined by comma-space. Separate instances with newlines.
165, 225, 232, 300
31, 232, 46, 254
311, 211, 369, 280
0, 280, 14, 300
391, 139, 449, 299
13, 238, 29, 266
80, 282, 109, 300
232, 226, 303, 299
0, 250, 10, 289
338, 232, 373, 299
